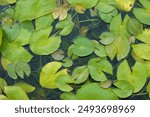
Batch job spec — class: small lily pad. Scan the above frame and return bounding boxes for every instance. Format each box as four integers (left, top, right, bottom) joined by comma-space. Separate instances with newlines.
72, 36, 94, 57
100, 80, 112, 89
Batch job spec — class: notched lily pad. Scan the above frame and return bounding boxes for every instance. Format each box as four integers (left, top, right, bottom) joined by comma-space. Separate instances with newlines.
51, 49, 65, 61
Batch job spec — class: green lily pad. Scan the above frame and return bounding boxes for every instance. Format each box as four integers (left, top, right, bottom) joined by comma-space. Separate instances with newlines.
7, 63, 17, 79
15, 61, 31, 79
72, 66, 89, 84
35, 14, 54, 31
30, 27, 61, 55
4, 86, 29, 100
117, 60, 147, 93
92, 40, 107, 57
55, 74, 74, 92
76, 83, 118, 100
72, 37, 94, 57
67, 0, 99, 8
14, 81, 35, 93
40, 62, 68, 89
88, 58, 113, 81
0, 0, 17, 5
112, 80, 133, 98
62, 58, 73, 68
132, 44, 150, 60
0, 39, 33, 63
55, 15, 74, 36
146, 82, 150, 93
136, 29, 150, 45
15, 0, 57, 22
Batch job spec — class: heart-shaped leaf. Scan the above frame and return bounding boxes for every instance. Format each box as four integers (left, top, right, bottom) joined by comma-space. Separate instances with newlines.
71, 36, 94, 57
55, 15, 74, 36
30, 27, 61, 55
62, 58, 73, 68
15, 61, 31, 79
40, 62, 68, 89
72, 66, 89, 84
55, 75, 74, 92
117, 60, 147, 93
92, 40, 107, 57
88, 58, 113, 81
112, 80, 133, 98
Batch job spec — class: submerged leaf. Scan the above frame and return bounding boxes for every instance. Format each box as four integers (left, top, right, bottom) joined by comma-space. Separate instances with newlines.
51, 49, 64, 61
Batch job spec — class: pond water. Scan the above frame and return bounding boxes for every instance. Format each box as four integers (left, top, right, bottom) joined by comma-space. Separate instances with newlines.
0, 1, 150, 100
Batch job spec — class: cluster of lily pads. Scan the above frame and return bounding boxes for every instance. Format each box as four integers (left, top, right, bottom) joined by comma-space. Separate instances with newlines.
0, 0, 150, 100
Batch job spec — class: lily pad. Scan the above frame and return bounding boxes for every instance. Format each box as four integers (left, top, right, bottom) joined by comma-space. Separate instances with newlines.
15, 0, 57, 22
55, 75, 74, 92
100, 80, 112, 89
40, 62, 68, 89
15, 61, 31, 79
62, 58, 73, 68
88, 58, 113, 81
76, 83, 118, 100
4, 86, 29, 100
112, 80, 133, 98
55, 15, 74, 36
72, 66, 89, 84
136, 29, 150, 45
60, 93, 79, 100
133, 0, 150, 25
72, 37, 94, 57
117, 60, 147, 93
0, 78, 7, 93
132, 44, 150, 60
30, 27, 61, 55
